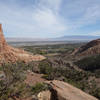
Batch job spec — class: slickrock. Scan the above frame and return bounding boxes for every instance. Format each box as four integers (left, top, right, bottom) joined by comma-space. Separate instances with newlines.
72, 39, 100, 56
38, 80, 98, 100
0, 24, 45, 64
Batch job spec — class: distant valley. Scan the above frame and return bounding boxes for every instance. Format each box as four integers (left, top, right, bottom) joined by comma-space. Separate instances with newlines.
6, 35, 100, 46
6, 35, 100, 42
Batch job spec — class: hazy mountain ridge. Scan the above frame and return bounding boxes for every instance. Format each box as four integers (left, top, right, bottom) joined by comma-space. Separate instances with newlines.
6, 35, 100, 42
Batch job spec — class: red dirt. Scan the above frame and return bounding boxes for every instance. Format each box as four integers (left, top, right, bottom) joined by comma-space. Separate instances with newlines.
25, 71, 45, 86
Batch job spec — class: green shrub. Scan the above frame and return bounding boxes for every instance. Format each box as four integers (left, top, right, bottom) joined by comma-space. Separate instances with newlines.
89, 88, 100, 99
39, 61, 52, 75
0, 67, 3, 71
31, 83, 49, 94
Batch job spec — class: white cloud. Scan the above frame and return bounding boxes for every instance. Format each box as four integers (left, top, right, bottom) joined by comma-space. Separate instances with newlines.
62, 0, 100, 30
77, 5, 100, 26
0, 0, 67, 37
0, 0, 100, 37
38, 0, 62, 12
88, 31, 100, 36
31, 0, 66, 35
32, 6, 66, 34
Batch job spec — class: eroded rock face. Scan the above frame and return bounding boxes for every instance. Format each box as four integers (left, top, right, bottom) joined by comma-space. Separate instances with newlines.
38, 80, 98, 100
72, 39, 100, 56
0, 24, 8, 51
0, 24, 45, 64
50, 80, 98, 100
38, 90, 51, 100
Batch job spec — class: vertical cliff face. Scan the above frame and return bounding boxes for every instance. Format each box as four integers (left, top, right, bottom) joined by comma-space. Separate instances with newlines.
0, 24, 7, 52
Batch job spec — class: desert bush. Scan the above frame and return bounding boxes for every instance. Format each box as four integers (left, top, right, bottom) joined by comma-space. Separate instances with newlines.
0, 62, 30, 100
31, 83, 50, 94
39, 61, 52, 75
89, 87, 100, 99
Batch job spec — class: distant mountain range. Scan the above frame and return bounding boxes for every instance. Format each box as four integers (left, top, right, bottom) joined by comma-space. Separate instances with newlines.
53, 35, 100, 41
6, 35, 100, 42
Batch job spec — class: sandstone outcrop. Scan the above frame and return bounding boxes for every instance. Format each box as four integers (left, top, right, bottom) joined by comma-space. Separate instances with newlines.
0, 24, 45, 64
38, 80, 98, 100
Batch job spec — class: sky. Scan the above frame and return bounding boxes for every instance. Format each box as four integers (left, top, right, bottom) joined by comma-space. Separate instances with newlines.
0, 0, 100, 38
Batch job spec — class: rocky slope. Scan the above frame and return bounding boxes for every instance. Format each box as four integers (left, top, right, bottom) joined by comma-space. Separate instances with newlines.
0, 24, 45, 64
38, 80, 98, 100
72, 39, 100, 56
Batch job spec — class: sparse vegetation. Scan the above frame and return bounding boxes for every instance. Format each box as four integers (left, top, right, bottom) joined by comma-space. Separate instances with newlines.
22, 44, 100, 99
0, 43, 100, 99
0, 63, 30, 100
31, 83, 50, 94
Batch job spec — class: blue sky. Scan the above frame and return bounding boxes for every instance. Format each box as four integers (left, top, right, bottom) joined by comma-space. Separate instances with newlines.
0, 0, 100, 38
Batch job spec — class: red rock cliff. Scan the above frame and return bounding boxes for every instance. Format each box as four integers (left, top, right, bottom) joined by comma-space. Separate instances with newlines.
0, 24, 45, 64
0, 24, 7, 51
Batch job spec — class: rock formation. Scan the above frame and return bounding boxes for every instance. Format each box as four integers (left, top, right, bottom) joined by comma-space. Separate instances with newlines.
38, 80, 98, 100
72, 39, 100, 56
0, 24, 45, 64
0, 24, 8, 51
